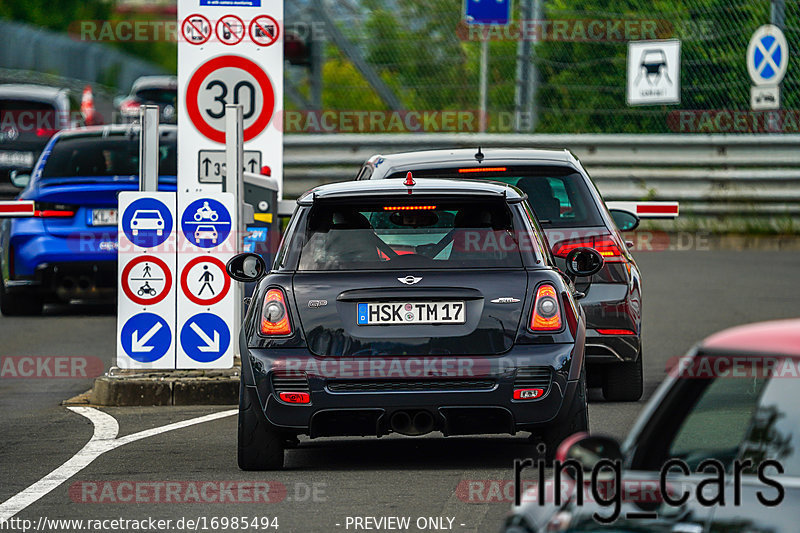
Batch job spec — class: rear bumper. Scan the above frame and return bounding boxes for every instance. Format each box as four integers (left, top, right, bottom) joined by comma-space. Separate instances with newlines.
243, 343, 582, 438
579, 283, 641, 363
5, 261, 117, 301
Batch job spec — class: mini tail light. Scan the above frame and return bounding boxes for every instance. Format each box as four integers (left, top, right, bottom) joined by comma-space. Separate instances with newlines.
513, 388, 544, 400
278, 392, 310, 404
552, 235, 623, 262
34, 202, 76, 218
530, 284, 562, 332
260, 288, 292, 336
596, 328, 636, 335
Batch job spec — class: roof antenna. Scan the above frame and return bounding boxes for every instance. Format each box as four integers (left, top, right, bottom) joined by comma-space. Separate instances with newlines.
475, 146, 484, 162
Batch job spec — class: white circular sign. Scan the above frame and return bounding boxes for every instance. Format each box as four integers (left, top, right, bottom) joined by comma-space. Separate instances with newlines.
747, 24, 789, 86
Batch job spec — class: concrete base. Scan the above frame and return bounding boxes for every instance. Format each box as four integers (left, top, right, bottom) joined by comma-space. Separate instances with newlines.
64, 367, 239, 407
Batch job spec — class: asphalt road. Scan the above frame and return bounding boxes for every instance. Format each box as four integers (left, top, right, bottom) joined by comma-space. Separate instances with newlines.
1, 250, 799, 533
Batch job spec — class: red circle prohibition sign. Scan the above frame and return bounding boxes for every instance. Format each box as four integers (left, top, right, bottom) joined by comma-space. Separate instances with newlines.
121, 255, 172, 306
186, 55, 276, 144
182, 14, 212, 45
216, 14, 245, 46
249, 15, 280, 47
181, 255, 231, 306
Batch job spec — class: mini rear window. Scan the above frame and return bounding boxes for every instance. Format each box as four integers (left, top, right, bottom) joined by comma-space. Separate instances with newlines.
385, 166, 604, 228
296, 198, 529, 271
41, 136, 177, 178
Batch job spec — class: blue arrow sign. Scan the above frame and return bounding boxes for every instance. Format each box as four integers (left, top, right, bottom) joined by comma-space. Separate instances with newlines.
181, 198, 232, 248
120, 313, 172, 363
122, 198, 173, 248
180, 313, 231, 363
464, 0, 512, 25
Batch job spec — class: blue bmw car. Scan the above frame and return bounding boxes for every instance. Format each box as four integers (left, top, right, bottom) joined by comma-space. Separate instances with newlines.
0, 125, 177, 315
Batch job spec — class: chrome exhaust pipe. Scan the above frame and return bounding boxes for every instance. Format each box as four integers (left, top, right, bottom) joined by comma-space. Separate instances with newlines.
390, 411, 412, 435
77, 276, 92, 291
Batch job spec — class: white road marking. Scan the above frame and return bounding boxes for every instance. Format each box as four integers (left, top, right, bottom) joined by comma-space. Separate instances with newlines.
0, 406, 236, 525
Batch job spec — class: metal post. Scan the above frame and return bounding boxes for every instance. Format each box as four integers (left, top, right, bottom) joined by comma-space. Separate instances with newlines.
771, 0, 785, 29
310, 19, 324, 110
225, 104, 244, 360
138, 105, 160, 192
479, 36, 489, 132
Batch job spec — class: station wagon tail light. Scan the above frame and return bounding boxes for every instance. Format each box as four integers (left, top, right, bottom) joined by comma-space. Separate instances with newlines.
530, 284, 562, 332
261, 288, 292, 336
383, 205, 436, 211
552, 235, 623, 262
34, 202, 76, 218
458, 167, 507, 173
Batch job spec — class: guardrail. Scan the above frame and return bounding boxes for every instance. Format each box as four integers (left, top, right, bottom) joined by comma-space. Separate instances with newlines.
283, 134, 800, 222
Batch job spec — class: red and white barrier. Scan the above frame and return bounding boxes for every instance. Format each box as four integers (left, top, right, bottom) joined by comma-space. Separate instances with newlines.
0, 201, 35, 218
606, 201, 680, 219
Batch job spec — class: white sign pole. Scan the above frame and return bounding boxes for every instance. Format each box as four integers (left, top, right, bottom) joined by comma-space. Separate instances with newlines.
139, 105, 160, 192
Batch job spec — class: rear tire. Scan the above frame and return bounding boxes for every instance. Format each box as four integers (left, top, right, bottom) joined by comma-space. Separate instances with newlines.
602, 355, 643, 402
237, 380, 284, 471
0, 279, 43, 316
538, 367, 589, 462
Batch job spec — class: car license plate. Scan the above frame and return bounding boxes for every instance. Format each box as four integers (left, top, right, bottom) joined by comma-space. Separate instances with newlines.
91, 208, 118, 226
0, 151, 34, 168
357, 301, 465, 325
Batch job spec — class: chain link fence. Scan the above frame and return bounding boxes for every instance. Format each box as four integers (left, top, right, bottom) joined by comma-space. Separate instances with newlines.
294, 0, 800, 133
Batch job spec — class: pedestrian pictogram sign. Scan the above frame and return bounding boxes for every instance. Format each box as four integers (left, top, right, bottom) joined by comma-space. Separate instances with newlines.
180, 256, 231, 306
182, 14, 212, 45
249, 15, 280, 47
185, 55, 276, 144
121, 255, 173, 306
216, 14, 245, 45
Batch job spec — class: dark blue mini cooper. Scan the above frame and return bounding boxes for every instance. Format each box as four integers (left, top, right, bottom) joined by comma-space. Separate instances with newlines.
226, 177, 603, 470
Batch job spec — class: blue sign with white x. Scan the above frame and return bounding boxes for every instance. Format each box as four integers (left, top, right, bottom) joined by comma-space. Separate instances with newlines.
748, 25, 789, 86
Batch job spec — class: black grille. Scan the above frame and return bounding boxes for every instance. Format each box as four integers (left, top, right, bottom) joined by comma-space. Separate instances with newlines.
271, 372, 310, 394
514, 367, 552, 392
327, 379, 496, 392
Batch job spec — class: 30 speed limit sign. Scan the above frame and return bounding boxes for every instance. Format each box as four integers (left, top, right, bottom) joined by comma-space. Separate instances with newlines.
186, 55, 276, 144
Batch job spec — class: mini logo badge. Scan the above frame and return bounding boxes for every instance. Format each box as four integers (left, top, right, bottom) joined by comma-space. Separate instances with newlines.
397, 276, 422, 285
491, 297, 520, 304
308, 300, 328, 308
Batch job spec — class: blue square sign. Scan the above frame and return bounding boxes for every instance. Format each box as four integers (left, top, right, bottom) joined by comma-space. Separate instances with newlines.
464, 0, 512, 25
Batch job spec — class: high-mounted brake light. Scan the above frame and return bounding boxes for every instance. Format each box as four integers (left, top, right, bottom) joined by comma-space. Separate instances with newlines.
552, 235, 623, 262
530, 284, 562, 332
383, 205, 436, 211
261, 288, 292, 336
457, 167, 507, 173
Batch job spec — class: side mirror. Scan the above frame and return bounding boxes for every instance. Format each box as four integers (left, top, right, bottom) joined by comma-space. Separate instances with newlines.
226, 253, 267, 282
556, 433, 623, 471
564, 247, 604, 280
609, 209, 640, 231
9, 171, 31, 188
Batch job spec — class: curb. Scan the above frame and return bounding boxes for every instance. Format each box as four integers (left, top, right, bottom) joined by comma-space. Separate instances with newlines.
64, 367, 240, 407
